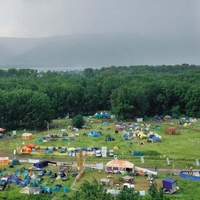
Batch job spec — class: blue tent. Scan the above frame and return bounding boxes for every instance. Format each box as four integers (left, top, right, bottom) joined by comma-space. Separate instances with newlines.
63, 186, 70, 193
89, 131, 102, 137
102, 122, 108, 126
11, 175, 21, 185
52, 185, 61, 191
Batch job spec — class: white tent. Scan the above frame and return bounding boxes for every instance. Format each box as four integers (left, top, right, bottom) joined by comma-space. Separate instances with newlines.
20, 186, 33, 194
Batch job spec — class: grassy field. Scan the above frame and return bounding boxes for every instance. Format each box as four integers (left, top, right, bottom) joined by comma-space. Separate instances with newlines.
0, 117, 200, 199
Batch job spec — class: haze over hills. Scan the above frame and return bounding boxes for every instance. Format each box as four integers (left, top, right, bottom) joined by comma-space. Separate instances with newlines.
0, 33, 199, 71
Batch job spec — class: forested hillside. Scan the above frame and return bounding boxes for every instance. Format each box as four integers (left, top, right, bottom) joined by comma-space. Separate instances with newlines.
0, 64, 199, 130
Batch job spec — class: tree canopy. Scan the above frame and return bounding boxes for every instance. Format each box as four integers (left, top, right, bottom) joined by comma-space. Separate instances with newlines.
0, 64, 199, 130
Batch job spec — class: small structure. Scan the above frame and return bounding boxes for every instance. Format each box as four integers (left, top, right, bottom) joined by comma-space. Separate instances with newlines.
162, 178, 177, 194
100, 178, 113, 186
105, 160, 134, 174
22, 133, 32, 140
60, 162, 73, 173
0, 157, 9, 166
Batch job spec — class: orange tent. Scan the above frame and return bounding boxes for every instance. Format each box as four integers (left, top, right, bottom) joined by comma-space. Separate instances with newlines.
22, 147, 32, 153
26, 143, 35, 148
0, 157, 9, 166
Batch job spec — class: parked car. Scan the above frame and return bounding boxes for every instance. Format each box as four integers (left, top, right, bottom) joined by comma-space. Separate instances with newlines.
50, 173, 57, 178
58, 170, 66, 177
45, 170, 52, 175
123, 183, 135, 189
62, 176, 69, 181
95, 150, 102, 157
109, 150, 115, 157
38, 169, 46, 177
72, 171, 78, 177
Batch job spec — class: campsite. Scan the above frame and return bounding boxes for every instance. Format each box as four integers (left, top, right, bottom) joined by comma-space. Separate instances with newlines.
0, 116, 200, 199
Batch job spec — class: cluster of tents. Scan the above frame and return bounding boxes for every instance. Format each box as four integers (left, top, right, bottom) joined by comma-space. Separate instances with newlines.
114, 123, 162, 143
0, 160, 70, 196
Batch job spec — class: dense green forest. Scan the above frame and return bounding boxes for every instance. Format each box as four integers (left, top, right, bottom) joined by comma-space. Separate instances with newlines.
0, 64, 199, 130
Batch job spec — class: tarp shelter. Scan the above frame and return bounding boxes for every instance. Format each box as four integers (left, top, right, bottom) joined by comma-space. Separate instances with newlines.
105, 160, 134, 173
34, 160, 48, 168
162, 178, 177, 194
34, 160, 57, 168
22, 133, 32, 140
20, 186, 33, 194
0, 157, 9, 166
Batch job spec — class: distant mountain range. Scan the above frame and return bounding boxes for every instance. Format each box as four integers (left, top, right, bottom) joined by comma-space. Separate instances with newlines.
0, 33, 199, 71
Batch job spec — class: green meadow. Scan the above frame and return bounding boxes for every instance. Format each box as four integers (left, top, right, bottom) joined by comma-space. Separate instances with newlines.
0, 117, 200, 199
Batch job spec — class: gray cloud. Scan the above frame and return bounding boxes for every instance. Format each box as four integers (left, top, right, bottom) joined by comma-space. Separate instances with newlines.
0, 0, 199, 40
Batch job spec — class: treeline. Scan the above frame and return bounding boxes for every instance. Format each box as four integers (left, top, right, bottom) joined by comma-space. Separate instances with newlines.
0, 64, 199, 130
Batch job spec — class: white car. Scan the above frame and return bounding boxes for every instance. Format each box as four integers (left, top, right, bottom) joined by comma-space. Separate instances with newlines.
123, 183, 135, 189
95, 150, 102, 157
109, 150, 114, 157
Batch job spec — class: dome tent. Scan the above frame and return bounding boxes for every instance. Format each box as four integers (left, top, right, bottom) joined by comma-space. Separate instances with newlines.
11, 158, 20, 165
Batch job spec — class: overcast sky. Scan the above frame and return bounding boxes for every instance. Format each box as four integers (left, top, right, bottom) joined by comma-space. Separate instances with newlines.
0, 0, 200, 40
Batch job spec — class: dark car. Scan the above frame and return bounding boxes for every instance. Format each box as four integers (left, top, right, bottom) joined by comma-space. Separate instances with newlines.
46, 170, 52, 175
58, 170, 66, 177
50, 173, 57, 178
38, 169, 46, 177
72, 171, 78, 177
62, 176, 69, 181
